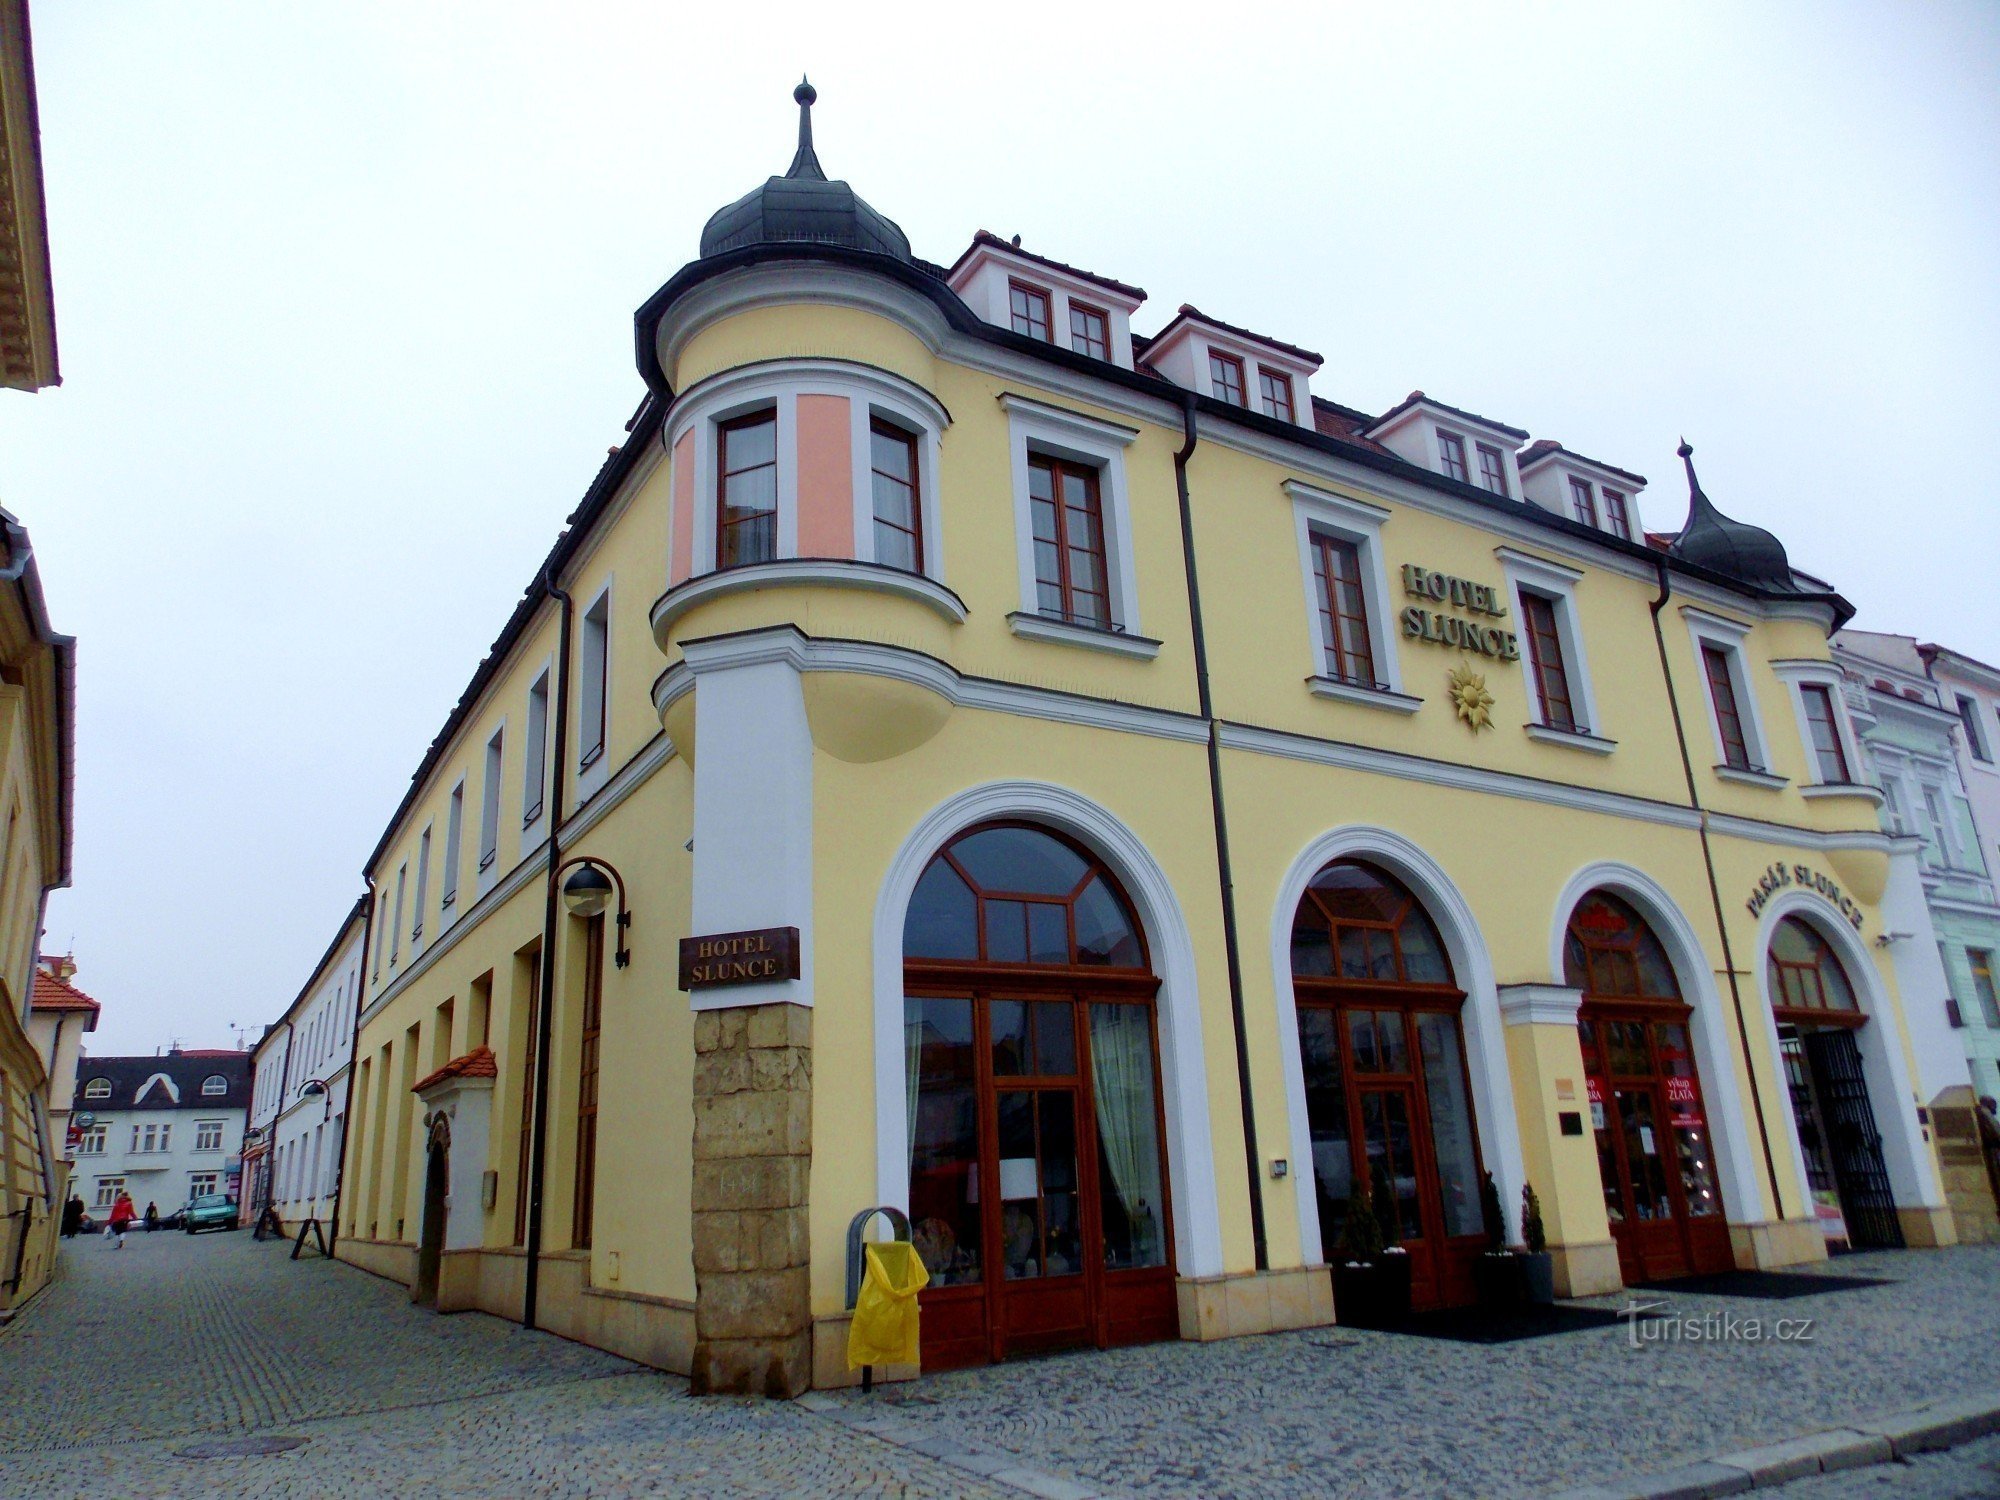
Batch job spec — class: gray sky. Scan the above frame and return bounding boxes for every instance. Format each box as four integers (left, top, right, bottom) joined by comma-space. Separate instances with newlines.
4, 2, 1995, 1058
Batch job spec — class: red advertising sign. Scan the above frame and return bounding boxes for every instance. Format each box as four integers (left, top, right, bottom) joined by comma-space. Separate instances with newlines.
1665, 1076, 1696, 1106
1585, 1076, 1604, 1105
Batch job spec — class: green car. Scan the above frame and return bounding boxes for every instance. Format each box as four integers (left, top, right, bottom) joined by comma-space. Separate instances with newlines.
181, 1194, 239, 1234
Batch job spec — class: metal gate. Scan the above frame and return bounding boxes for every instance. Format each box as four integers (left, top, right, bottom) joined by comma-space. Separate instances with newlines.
1803, 1029, 1903, 1250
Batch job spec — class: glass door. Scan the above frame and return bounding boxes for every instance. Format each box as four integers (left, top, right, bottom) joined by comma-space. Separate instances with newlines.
988, 998, 1090, 1355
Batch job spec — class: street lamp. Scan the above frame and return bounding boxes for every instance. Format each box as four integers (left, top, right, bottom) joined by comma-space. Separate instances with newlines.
557, 856, 632, 968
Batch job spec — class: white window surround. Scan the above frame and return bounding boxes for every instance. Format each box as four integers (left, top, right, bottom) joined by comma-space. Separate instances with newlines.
83, 1077, 110, 1100
410, 825, 431, 947
668, 361, 950, 584
1496, 547, 1609, 749
576, 582, 614, 805
1000, 392, 1148, 654
1285, 479, 1413, 707
1682, 605, 1782, 784
1770, 659, 1868, 791
440, 779, 465, 923
477, 720, 507, 899
523, 665, 551, 831
1142, 315, 1319, 431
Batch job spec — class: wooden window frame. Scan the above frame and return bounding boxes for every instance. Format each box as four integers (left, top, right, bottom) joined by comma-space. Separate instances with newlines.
1309, 530, 1377, 687
1474, 443, 1508, 497
1703, 645, 1753, 771
1009, 281, 1052, 342
1258, 367, 1294, 422
1800, 684, 1851, 783
1570, 477, 1600, 527
573, 916, 605, 1250
716, 409, 778, 571
1068, 302, 1109, 360
1521, 592, 1577, 731
1208, 351, 1246, 407
1028, 454, 1112, 629
869, 418, 924, 574
1603, 488, 1632, 540
1436, 430, 1469, 484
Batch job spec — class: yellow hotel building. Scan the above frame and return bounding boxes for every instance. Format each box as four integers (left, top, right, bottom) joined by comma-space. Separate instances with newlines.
333, 87, 1982, 1394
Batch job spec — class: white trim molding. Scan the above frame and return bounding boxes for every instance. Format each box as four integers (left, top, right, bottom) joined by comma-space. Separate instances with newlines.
1683, 604, 1778, 778
1307, 677, 1422, 714
1497, 545, 1606, 742
1000, 392, 1144, 638
651, 559, 967, 648
1284, 480, 1406, 698
871, 780, 1224, 1278
1006, 611, 1160, 660
1497, 983, 1583, 1027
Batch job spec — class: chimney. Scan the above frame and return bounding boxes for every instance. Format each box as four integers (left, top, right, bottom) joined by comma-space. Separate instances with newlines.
43, 953, 76, 983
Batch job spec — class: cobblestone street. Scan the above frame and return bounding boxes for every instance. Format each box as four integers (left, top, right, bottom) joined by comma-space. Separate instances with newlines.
3, 1231, 1999, 1498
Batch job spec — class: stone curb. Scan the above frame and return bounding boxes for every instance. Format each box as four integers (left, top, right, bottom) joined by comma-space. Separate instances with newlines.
796, 1391, 1113, 1499
1548, 1388, 2000, 1499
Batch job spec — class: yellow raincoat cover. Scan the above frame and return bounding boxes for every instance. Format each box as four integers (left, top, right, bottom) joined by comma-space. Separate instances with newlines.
846, 1240, 929, 1369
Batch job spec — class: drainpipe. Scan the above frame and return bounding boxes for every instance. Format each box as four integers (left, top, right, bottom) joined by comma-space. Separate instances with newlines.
328, 887, 375, 1259
1171, 392, 1268, 1273
1649, 559, 1787, 1219
523, 566, 575, 1331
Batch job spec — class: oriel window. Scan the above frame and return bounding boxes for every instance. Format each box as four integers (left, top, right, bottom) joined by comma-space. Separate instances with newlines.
1068, 303, 1109, 360
1029, 455, 1111, 628
716, 411, 777, 568
1703, 645, 1752, 770
1208, 351, 1246, 407
1521, 592, 1576, 731
1437, 431, 1469, 483
870, 420, 923, 573
1310, 532, 1376, 687
1800, 684, 1850, 783
1009, 282, 1051, 342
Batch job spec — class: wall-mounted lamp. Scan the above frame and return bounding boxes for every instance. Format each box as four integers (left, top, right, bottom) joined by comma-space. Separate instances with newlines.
558, 856, 633, 968
1874, 931, 1915, 948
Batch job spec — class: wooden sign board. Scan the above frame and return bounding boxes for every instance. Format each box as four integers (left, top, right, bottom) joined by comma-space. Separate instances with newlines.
679, 926, 801, 991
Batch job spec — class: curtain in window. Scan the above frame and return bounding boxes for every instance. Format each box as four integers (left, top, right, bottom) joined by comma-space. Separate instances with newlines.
1089, 1004, 1166, 1268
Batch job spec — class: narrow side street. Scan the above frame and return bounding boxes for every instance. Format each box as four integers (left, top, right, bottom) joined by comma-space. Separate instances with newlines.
3, 1231, 2000, 1497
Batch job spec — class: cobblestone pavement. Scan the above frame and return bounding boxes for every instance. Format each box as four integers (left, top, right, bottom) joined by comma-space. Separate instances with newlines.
4, 1230, 1998, 1498
1763, 1433, 2000, 1499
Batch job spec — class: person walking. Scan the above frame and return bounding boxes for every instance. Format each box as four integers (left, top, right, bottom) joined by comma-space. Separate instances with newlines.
105, 1190, 137, 1249
143, 1202, 159, 1233
61, 1195, 84, 1238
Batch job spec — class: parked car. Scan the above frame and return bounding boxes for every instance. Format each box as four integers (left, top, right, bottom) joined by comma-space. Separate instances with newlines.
182, 1194, 239, 1234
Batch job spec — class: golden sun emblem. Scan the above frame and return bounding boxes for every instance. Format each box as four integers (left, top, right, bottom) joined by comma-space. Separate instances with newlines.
1448, 664, 1495, 732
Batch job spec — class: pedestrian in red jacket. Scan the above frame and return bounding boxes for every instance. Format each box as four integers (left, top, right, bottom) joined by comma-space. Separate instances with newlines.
105, 1191, 137, 1249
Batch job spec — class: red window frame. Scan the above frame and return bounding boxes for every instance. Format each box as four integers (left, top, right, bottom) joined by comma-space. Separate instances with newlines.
1522, 592, 1576, 731
1475, 443, 1508, 496
1208, 351, 1246, 407
1258, 368, 1294, 422
1009, 281, 1052, 342
1029, 454, 1111, 628
1437, 431, 1469, 483
1068, 302, 1109, 360
716, 410, 777, 568
1570, 477, 1600, 527
1310, 532, 1376, 686
869, 418, 923, 573
1603, 488, 1632, 539
1800, 684, 1850, 783
1703, 644, 1752, 770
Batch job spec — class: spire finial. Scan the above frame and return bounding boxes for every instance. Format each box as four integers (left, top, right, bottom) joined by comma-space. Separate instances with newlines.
787, 76, 825, 181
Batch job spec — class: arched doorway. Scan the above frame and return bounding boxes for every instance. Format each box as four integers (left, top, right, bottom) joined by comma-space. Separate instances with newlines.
1565, 891, 1732, 1284
413, 1115, 449, 1308
1767, 915, 1903, 1251
1291, 859, 1486, 1308
902, 822, 1175, 1369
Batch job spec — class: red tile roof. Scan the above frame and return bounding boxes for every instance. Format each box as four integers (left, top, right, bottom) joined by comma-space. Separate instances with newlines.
31, 967, 99, 1026
412, 1045, 498, 1094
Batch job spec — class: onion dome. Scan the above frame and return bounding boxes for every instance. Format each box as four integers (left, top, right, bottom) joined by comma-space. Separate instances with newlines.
1666, 440, 1795, 590
699, 80, 911, 262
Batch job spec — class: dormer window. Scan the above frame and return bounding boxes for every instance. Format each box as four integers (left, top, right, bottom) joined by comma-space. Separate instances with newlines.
1438, 431, 1469, 484
83, 1077, 111, 1100
1209, 351, 1246, 407
1569, 477, 1600, 528
1475, 444, 1508, 497
202, 1074, 229, 1097
1069, 303, 1109, 360
1009, 282, 1052, 342
1603, 489, 1631, 540
1259, 369, 1294, 423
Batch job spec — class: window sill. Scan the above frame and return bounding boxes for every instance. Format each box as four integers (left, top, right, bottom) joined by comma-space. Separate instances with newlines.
578, 745, 604, 773
1007, 611, 1161, 660
1306, 676, 1422, 714
1799, 781, 1884, 806
1714, 764, 1788, 791
521, 804, 543, 829
1524, 723, 1616, 755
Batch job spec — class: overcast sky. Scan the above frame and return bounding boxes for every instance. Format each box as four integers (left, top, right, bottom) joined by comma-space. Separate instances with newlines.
4, 2, 1995, 1058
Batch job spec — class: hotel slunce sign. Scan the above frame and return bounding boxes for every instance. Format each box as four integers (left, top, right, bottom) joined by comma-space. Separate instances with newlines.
1399, 565, 1520, 662
678, 926, 802, 990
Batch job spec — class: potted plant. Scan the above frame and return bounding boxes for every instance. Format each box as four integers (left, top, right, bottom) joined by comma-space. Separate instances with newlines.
1331, 1185, 1387, 1327
1370, 1170, 1412, 1324
1518, 1182, 1555, 1305
1472, 1170, 1526, 1309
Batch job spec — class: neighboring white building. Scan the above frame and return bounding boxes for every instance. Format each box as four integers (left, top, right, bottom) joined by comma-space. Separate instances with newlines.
71, 1050, 251, 1219
252, 900, 366, 1234
1921, 642, 2000, 886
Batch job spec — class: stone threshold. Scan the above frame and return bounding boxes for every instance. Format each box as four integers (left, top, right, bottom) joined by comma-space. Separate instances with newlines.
1550, 1386, 2000, 1499
796, 1391, 1111, 1500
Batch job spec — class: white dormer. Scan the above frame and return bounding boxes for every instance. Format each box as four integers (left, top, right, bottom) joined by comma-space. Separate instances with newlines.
1516, 441, 1647, 542
947, 232, 1145, 371
1364, 392, 1528, 499
1141, 305, 1320, 429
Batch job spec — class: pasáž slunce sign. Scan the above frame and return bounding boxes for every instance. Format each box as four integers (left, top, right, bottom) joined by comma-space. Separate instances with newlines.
1744, 862, 1864, 931
678, 926, 801, 990
1399, 565, 1520, 662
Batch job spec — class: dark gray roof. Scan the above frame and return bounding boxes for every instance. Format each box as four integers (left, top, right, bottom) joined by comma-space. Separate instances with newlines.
1666, 442, 1796, 591
699, 81, 910, 263
75, 1053, 251, 1112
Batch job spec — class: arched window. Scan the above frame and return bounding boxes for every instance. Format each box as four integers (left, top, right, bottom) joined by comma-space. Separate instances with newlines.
1290, 859, 1452, 985
1767, 917, 1860, 1015
1564, 892, 1680, 1000
82, 1077, 111, 1101
904, 823, 1144, 969
201, 1075, 229, 1097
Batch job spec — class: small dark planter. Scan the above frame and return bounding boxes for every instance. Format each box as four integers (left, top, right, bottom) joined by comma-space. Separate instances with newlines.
1473, 1252, 1527, 1310
1519, 1250, 1555, 1305
1334, 1261, 1389, 1328
1378, 1250, 1413, 1323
